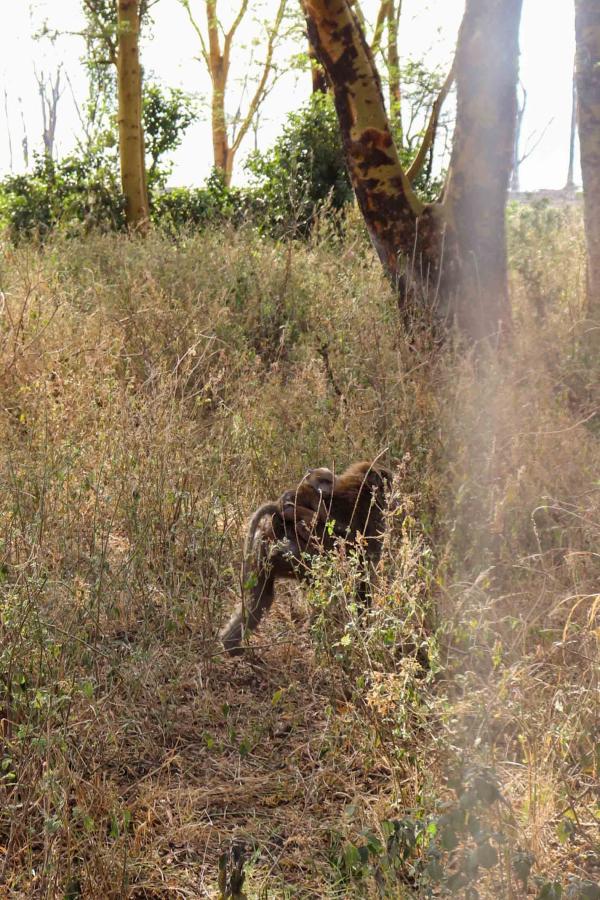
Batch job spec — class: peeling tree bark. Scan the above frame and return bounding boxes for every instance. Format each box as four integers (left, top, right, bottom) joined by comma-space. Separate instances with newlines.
302, 0, 431, 280
301, 0, 522, 340
117, 0, 149, 231
575, 0, 600, 311
309, 39, 328, 92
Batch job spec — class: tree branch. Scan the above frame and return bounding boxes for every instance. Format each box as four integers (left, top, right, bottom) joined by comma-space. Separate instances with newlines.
179, 0, 209, 67
223, 0, 250, 63
370, 0, 389, 56
83, 0, 117, 66
406, 63, 454, 183
230, 0, 287, 156
206, 0, 223, 76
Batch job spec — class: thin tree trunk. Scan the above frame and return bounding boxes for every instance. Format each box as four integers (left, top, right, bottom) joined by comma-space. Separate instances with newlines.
4, 89, 13, 172
206, 0, 232, 181
510, 83, 526, 192
574, 0, 600, 310
117, 0, 149, 230
406, 64, 454, 184
565, 58, 577, 192
387, 1, 402, 141
211, 68, 231, 177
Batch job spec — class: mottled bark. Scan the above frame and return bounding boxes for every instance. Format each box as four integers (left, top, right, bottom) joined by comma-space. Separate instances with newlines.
309, 39, 328, 92
302, 0, 522, 340
117, 0, 149, 230
575, 0, 600, 310
301, 0, 434, 284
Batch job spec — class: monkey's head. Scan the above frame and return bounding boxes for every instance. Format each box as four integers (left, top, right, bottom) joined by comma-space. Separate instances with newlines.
304, 467, 335, 498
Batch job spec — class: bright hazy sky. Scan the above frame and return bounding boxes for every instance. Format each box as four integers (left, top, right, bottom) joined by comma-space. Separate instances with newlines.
0, 0, 577, 190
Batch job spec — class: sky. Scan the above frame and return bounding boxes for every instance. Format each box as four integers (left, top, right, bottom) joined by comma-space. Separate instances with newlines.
0, 0, 578, 191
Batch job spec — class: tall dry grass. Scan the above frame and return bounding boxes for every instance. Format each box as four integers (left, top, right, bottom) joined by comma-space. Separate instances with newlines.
0, 205, 597, 897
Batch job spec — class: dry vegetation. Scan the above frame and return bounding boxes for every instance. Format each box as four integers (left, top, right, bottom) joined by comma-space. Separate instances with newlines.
0, 205, 598, 897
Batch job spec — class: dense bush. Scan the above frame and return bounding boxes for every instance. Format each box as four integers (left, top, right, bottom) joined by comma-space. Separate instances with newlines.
150, 170, 251, 233
246, 93, 354, 236
0, 92, 447, 243
143, 83, 198, 189
0, 153, 125, 240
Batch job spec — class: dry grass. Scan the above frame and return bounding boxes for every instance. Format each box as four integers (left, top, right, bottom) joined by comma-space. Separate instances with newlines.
0, 207, 598, 897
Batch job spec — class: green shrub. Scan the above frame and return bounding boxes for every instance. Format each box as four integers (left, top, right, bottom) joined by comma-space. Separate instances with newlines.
245, 93, 354, 237
0, 153, 125, 240
150, 170, 251, 233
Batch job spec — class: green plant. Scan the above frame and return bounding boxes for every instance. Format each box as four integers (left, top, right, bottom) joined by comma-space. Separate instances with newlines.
0, 153, 125, 240
150, 169, 251, 233
143, 83, 199, 188
245, 93, 354, 237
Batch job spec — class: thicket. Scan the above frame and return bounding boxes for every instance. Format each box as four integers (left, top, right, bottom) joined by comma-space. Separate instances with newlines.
0, 203, 597, 896
0, 96, 342, 241
0, 93, 447, 243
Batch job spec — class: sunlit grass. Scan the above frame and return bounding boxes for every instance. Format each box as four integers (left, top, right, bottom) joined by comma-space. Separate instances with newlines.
0, 207, 597, 896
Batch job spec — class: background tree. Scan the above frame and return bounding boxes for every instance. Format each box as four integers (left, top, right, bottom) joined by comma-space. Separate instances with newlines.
510, 82, 526, 191
3, 88, 13, 172
35, 66, 64, 159
81, 0, 150, 228
384, 0, 402, 135
180, 0, 288, 186
116, 0, 149, 229
302, 0, 523, 339
565, 57, 577, 192
510, 82, 553, 194
19, 97, 30, 168
575, 0, 599, 310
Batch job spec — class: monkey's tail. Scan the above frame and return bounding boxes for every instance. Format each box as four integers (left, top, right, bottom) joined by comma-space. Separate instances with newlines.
220, 502, 280, 655
242, 502, 280, 578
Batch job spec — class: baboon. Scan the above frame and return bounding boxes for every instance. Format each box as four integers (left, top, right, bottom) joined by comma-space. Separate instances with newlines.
278, 466, 335, 547
219, 460, 392, 655
324, 460, 391, 545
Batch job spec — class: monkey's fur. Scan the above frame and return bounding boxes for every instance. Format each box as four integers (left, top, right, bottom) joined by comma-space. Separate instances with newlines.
220, 461, 391, 655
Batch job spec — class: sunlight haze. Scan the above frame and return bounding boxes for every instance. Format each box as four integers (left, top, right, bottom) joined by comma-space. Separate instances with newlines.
1, 0, 578, 190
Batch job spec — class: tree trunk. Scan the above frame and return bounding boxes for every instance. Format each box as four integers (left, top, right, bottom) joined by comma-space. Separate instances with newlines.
510, 84, 526, 192
309, 39, 328, 93
302, 0, 522, 339
440, 0, 521, 336
575, 0, 600, 310
117, 0, 149, 230
565, 58, 577, 192
211, 66, 232, 181
206, 1, 232, 184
